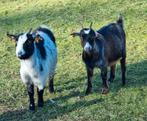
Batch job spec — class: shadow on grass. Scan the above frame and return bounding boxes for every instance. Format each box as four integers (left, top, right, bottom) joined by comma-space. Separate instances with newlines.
55, 60, 147, 95
110, 60, 147, 92
56, 60, 147, 94
0, 0, 136, 33
0, 98, 103, 121
92, 60, 147, 93
0, 1, 90, 30
55, 76, 85, 93
0, 60, 146, 120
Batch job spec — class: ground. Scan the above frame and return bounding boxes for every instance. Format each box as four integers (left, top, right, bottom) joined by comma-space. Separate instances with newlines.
0, 0, 147, 121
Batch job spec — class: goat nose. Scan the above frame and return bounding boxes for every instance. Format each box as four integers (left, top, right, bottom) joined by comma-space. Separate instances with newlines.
84, 42, 92, 52
84, 46, 91, 52
85, 47, 90, 51
17, 51, 23, 57
87, 46, 91, 50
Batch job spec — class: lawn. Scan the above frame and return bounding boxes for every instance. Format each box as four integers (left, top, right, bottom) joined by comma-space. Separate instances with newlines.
0, 0, 147, 121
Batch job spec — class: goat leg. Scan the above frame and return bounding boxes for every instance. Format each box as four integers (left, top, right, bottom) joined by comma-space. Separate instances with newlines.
85, 66, 93, 95
27, 84, 35, 111
120, 57, 126, 86
108, 64, 116, 82
49, 77, 54, 93
37, 88, 44, 107
101, 67, 109, 94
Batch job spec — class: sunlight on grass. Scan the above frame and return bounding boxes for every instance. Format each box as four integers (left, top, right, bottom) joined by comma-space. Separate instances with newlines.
0, 0, 147, 120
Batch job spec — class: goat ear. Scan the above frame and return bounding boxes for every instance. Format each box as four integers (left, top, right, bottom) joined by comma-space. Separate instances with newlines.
35, 35, 43, 43
70, 32, 80, 37
7, 32, 18, 41
89, 22, 93, 29
95, 32, 104, 40
95, 32, 99, 37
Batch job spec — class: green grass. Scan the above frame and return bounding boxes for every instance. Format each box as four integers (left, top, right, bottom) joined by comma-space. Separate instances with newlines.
0, 0, 147, 120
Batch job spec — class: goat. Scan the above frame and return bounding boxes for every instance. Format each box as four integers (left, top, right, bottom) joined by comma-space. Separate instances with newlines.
71, 16, 126, 94
7, 25, 57, 111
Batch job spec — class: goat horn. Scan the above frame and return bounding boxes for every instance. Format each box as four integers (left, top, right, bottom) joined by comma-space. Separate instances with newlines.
89, 22, 93, 28
79, 21, 84, 29
28, 28, 32, 34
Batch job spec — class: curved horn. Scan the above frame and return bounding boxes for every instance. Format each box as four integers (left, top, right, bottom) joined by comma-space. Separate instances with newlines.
89, 22, 93, 28
28, 28, 32, 34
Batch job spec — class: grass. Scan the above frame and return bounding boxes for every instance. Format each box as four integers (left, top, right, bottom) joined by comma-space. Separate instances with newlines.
0, 0, 147, 120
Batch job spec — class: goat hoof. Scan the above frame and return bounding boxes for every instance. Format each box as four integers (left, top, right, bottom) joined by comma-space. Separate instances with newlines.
49, 88, 54, 93
101, 87, 109, 94
122, 83, 126, 86
85, 88, 92, 95
108, 78, 113, 82
29, 104, 35, 111
38, 102, 44, 107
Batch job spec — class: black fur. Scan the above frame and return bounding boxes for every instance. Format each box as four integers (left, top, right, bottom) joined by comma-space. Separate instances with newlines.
15, 33, 24, 47
27, 84, 35, 111
85, 67, 93, 94
37, 88, 44, 107
40, 64, 43, 71
35, 39, 46, 59
19, 33, 47, 60
18, 34, 34, 59
34, 26, 57, 60
78, 16, 126, 94
80, 28, 96, 47
37, 27, 56, 46
49, 78, 54, 93
82, 36, 105, 69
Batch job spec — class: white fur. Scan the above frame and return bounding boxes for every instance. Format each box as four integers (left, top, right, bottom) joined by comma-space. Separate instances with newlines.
84, 29, 90, 34
84, 42, 92, 52
16, 33, 27, 57
19, 27, 57, 90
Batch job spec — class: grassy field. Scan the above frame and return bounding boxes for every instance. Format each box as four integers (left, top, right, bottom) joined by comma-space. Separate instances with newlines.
0, 0, 147, 120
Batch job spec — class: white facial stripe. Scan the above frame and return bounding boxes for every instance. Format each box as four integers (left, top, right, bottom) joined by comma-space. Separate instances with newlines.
16, 33, 27, 57
84, 29, 90, 34
84, 42, 92, 52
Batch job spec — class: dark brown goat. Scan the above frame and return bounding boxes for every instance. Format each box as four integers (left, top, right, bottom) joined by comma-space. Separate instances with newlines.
71, 16, 126, 94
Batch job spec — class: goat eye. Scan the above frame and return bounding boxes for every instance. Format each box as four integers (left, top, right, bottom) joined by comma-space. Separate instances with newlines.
82, 34, 86, 38
28, 39, 33, 43
25, 40, 32, 46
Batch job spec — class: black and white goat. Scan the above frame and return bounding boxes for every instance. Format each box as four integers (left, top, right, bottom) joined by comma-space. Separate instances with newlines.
71, 16, 126, 94
7, 25, 57, 110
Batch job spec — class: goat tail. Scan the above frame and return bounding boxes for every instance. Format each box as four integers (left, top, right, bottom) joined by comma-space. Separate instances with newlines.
116, 14, 124, 28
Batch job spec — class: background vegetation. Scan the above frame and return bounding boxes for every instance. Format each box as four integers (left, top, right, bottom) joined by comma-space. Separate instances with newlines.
0, 0, 147, 120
